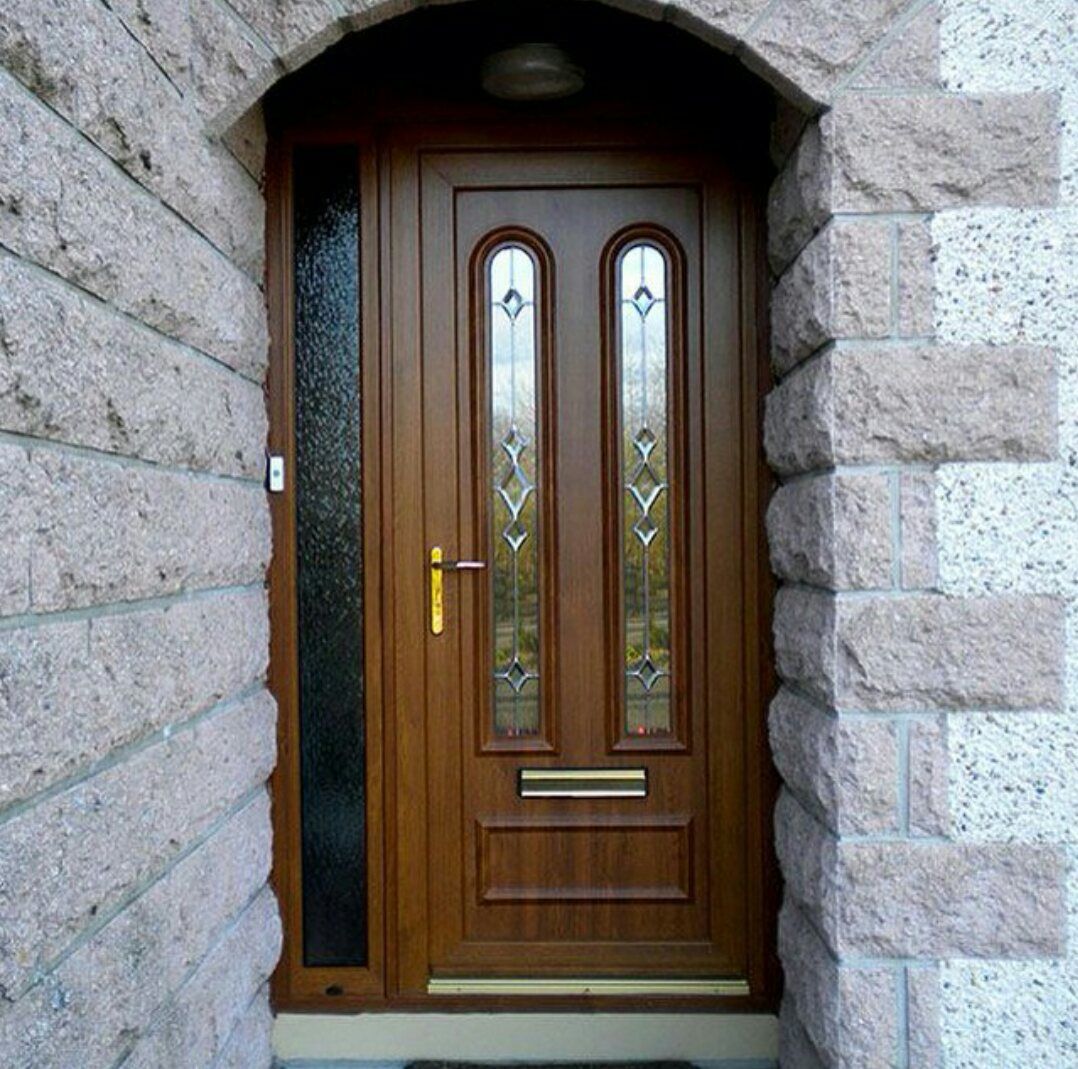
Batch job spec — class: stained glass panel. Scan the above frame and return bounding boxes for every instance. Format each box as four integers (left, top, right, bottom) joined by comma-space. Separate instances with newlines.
488, 246, 541, 737
620, 243, 672, 737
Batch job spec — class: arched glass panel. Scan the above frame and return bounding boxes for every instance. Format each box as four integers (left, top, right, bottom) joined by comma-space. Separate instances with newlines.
488, 245, 541, 737
619, 242, 672, 737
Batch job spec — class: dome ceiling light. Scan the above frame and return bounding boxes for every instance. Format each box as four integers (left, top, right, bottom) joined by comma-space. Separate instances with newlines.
480, 43, 585, 102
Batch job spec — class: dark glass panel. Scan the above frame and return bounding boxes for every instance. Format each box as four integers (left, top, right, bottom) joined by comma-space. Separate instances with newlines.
293, 145, 366, 967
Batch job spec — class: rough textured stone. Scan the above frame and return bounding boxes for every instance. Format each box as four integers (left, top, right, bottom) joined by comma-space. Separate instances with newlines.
778, 791, 1066, 958
0, 72, 266, 376
103, 0, 194, 89
779, 900, 899, 1069
769, 688, 899, 835
768, 115, 832, 272
899, 472, 939, 591
225, 0, 345, 70
0, 254, 266, 478
0, 691, 275, 997
746, 0, 909, 106
908, 715, 949, 837
896, 220, 934, 337
769, 95, 812, 169
765, 345, 1058, 475
848, 1, 941, 89
0, 589, 268, 809
215, 985, 274, 1069
11, 450, 269, 613
0, 444, 32, 615
120, 892, 281, 1069
188, 0, 279, 130
772, 220, 892, 374
0, 0, 263, 273
773, 587, 836, 706
0, 795, 272, 1066
835, 593, 1065, 711
223, 102, 268, 181
767, 472, 893, 589
907, 966, 941, 1069
831, 92, 1061, 211
779, 996, 826, 1069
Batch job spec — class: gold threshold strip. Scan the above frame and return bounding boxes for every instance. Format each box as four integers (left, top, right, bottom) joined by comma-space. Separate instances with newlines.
427, 977, 750, 997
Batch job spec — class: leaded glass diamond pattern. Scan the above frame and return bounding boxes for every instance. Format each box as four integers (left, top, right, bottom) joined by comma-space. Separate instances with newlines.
489, 245, 541, 738
620, 242, 672, 736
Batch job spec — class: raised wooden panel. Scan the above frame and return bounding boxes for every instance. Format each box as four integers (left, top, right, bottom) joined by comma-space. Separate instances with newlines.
477, 817, 693, 904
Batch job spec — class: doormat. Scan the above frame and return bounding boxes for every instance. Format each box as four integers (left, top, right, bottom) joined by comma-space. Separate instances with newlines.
407, 1063, 695, 1068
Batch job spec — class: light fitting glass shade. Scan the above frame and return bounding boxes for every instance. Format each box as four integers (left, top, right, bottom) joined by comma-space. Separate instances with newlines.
480, 43, 584, 101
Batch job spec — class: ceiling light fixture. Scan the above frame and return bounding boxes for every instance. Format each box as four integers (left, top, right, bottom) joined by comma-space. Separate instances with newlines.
480, 43, 585, 102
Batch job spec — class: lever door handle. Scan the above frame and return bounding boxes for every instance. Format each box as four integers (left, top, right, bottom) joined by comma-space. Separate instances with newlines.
430, 547, 486, 635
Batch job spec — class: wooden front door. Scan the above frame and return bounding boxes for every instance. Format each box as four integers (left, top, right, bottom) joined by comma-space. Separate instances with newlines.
267, 6, 778, 1008
386, 132, 768, 998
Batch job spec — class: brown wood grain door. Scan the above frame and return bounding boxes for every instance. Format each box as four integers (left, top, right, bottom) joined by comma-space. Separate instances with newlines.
387, 133, 765, 994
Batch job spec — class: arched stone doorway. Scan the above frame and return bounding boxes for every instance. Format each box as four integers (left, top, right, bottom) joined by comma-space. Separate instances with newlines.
0, 0, 1065, 1066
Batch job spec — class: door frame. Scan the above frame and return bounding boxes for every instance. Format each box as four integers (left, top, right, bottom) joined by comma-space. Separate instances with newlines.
266, 116, 779, 1014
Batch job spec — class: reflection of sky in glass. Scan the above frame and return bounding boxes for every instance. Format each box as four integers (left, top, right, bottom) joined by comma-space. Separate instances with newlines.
620, 242, 672, 737
489, 245, 540, 738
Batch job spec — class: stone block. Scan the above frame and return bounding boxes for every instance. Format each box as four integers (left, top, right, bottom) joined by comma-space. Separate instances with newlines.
835, 594, 1064, 711
772, 220, 892, 374
770, 689, 899, 835
0, 73, 266, 376
188, 0, 279, 131
0, 794, 272, 1062
745, 0, 909, 106
769, 95, 811, 169
896, 220, 934, 337
23, 450, 269, 613
215, 985, 274, 1069
0, 588, 268, 809
779, 900, 899, 1069
0, 691, 275, 996
949, 712, 1078, 843
0, 0, 263, 272
767, 472, 893, 590
223, 102, 268, 181
907, 966, 941, 1069
0, 254, 266, 477
104, 0, 194, 89
779, 996, 826, 1069
225, 0, 344, 70
831, 92, 1061, 211
0, 443, 32, 615
773, 587, 836, 706
908, 715, 949, 836
768, 115, 832, 271
765, 345, 1058, 475
120, 891, 281, 1069
779, 793, 1066, 958
848, 2, 941, 89
899, 473, 939, 591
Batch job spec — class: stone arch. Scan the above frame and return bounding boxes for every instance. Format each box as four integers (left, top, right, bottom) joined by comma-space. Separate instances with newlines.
0, 0, 1065, 1066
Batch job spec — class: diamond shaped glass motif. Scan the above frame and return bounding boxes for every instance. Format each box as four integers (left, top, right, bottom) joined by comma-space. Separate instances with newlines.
630, 654, 665, 692
632, 512, 659, 547
631, 284, 658, 318
499, 287, 525, 320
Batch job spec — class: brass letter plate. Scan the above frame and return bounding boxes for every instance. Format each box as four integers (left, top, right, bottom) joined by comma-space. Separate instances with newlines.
518, 767, 647, 799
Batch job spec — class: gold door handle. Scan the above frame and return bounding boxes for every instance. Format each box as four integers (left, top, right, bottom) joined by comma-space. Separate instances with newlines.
430, 547, 486, 635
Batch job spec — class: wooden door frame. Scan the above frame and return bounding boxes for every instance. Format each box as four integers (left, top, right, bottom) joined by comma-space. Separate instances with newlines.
266, 117, 779, 1014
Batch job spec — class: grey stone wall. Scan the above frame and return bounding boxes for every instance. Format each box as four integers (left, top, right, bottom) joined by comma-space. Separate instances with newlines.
0, 1, 1069, 1067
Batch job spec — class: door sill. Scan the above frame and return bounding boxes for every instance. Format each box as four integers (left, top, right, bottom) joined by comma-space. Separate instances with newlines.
426, 977, 750, 997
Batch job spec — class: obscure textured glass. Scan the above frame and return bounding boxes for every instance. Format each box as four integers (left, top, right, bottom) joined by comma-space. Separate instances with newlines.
488, 246, 541, 737
293, 146, 367, 966
620, 243, 672, 736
